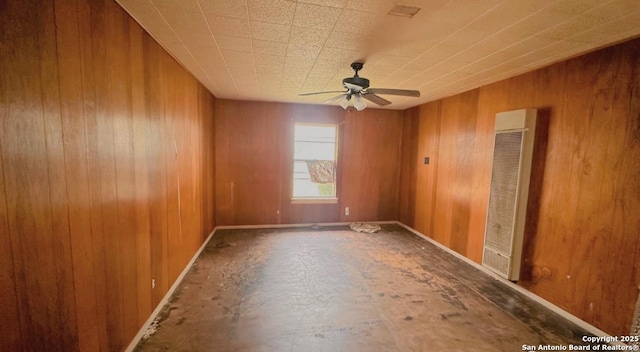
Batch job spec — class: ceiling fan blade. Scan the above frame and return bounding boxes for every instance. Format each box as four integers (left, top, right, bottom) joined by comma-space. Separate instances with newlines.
361, 93, 391, 106
322, 94, 348, 104
299, 90, 347, 96
367, 88, 420, 97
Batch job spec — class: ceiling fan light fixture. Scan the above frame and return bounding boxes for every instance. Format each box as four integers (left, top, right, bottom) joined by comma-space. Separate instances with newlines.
354, 95, 367, 111
339, 95, 351, 109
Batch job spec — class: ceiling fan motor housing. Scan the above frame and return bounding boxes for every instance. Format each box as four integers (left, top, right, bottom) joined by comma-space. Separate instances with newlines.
343, 76, 370, 89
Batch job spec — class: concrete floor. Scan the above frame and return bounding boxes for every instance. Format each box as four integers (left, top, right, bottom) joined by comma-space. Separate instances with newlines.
134, 224, 592, 352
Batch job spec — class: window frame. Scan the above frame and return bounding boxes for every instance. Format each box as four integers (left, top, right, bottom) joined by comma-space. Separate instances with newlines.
290, 122, 339, 204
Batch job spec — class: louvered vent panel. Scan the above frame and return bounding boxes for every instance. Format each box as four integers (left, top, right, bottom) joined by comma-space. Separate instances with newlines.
482, 109, 537, 281
485, 132, 523, 255
483, 247, 511, 277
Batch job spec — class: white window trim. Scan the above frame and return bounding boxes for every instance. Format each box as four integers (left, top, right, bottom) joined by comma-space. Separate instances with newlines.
291, 122, 338, 203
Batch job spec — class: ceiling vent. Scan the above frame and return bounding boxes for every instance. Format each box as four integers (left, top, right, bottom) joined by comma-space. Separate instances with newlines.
388, 4, 421, 18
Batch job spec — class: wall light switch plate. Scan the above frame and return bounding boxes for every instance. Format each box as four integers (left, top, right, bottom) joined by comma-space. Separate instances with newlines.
424, 157, 430, 164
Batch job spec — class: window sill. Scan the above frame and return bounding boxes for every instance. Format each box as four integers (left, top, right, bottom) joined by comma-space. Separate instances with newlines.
291, 197, 338, 204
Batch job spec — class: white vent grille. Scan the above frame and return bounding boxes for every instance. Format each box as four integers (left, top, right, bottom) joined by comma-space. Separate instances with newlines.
482, 109, 537, 280
483, 247, 511, 276
485, 132, 523, 255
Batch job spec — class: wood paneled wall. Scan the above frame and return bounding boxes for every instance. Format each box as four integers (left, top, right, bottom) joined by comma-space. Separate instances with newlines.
340, 108, 404, 222
215, 100, 403, 225
399, 38, 640, 335
0, 0, 216, 351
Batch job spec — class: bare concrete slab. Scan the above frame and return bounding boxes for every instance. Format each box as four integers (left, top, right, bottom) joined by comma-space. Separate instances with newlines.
134, 224, 593, 352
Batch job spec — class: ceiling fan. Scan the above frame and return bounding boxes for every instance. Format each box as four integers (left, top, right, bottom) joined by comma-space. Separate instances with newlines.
299, 62, 420, 111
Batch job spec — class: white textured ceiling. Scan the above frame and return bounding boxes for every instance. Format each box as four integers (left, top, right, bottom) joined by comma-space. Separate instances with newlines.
117, 0, 640, 110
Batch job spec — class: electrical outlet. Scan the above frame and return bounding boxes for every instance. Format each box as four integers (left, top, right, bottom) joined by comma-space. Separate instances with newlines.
345, 207, 350, 216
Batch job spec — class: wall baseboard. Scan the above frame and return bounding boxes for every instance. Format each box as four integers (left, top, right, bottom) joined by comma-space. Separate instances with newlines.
215, 220, 397, 230
126, 221, 618, 350
124, 228, 217, 352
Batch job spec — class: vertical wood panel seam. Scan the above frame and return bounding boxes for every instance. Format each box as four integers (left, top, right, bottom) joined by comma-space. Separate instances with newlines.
75, 0, 103, 348
160, 51, 170, 297
0, 2, 27, 345
0, 129, 24, 350
105, 0, 127, 342
393, 113, 403, 220
46, 1, 82, 348
125, 16, 143, 327
396, 115, 404, 220
429, 103, 442, 239
77, 0, 105, 349
52, 0, 88, 348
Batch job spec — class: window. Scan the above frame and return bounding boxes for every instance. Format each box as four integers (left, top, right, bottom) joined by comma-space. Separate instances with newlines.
292, 123, 338, 202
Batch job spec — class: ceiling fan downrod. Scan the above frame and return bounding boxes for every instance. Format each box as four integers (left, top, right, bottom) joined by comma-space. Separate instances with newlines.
344, 62, 370, 90
351, 62, 364, 76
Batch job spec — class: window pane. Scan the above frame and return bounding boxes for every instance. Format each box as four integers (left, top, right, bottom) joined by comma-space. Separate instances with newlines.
292, 124, 337, 199
294, 141, 336, 160
293, 125, 336, 161
295, 125, 336, 140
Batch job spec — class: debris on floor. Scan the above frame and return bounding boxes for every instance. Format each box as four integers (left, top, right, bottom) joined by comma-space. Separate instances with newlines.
133, 225, 594, 351
349, 222, 381, 233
